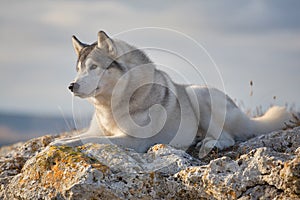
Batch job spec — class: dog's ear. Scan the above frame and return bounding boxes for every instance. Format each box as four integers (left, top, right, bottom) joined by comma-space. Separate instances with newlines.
72, 35, 85, 56
97, 31, 115, 54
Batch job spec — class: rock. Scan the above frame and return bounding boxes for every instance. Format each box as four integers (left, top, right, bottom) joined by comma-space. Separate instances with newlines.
1, 128, 300, 199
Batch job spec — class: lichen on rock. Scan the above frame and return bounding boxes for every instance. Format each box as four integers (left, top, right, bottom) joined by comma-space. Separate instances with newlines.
0, 127, 300, 199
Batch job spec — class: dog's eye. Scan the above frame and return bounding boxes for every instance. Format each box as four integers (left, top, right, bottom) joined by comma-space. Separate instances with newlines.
89, 64, 98, 70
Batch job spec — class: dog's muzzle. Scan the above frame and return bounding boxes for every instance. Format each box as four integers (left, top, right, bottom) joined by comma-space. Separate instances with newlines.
68, 82, 80, 92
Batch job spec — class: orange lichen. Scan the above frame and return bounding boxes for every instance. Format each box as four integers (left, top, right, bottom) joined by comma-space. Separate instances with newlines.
18, 145, 109, 191
151, 144, 166, 151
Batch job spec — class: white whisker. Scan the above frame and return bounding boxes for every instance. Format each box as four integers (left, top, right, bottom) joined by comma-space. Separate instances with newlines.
58, 106, 72, 131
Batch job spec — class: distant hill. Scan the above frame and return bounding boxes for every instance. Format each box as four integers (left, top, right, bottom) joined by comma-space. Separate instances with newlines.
0, 112, 79, 146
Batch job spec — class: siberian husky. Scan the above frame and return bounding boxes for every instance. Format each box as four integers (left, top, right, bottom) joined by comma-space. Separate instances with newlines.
52, 31, 296, 156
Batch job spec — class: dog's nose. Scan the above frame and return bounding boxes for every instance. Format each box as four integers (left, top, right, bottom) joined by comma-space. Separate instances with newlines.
68, 82, 79, 92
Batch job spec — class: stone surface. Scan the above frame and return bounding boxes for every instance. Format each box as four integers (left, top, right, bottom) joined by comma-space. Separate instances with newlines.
0, 128, 300, 199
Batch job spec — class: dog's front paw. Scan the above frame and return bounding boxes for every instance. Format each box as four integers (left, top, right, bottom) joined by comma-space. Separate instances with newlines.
49, 140, 63, 146
203, 139, 234, 150
49, 138, 67, 146
49, 138, 83, 147
204, 140, 218, 149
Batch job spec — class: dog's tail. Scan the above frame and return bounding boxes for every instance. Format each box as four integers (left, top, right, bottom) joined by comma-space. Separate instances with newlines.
249, 106, 292, 136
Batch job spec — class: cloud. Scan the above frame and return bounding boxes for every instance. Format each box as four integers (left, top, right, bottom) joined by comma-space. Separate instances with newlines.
172, 1, 300, 34
0, 0, 299, 116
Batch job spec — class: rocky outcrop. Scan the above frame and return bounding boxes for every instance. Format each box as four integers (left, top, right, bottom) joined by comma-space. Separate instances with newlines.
1, 128, 300, 199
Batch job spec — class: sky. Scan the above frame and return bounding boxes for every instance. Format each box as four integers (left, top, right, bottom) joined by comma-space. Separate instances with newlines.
0, 0, 300, 117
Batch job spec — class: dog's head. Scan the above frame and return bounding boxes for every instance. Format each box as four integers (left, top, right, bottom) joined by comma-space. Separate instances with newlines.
69, 31, 125, 99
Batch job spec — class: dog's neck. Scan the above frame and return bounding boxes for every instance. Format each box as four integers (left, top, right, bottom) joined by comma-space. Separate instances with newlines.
89, 40, 177, 133
90, 68, 176, 134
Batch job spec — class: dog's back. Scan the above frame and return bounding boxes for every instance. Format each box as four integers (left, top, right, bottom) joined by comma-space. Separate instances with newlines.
52, 31, 297, 156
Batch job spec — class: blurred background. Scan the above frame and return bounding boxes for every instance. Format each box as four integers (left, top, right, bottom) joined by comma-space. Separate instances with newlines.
0, 0, 299, 146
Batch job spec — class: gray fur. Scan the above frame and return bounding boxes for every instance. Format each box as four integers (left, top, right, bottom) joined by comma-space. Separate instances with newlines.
52, 31, 294, 157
